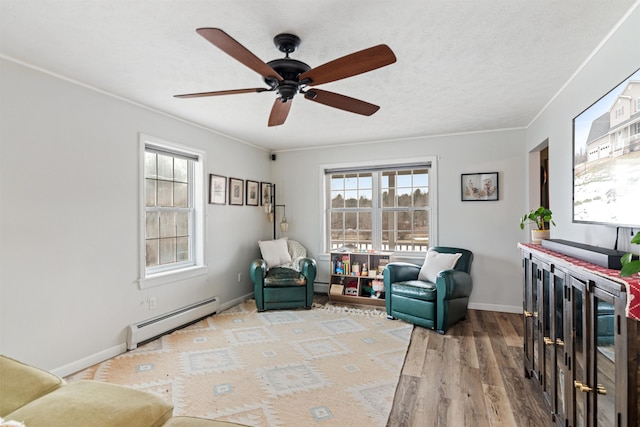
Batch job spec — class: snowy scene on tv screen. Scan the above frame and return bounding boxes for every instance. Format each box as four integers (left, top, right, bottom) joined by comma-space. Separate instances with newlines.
573, 68, 640, 227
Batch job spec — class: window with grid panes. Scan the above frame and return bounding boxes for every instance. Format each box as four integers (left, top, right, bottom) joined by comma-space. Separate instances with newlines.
327, 165, 430, 252
144, 146, 195, 273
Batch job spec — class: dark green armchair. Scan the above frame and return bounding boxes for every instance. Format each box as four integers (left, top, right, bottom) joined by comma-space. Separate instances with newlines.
383, 246, 473, 334
250, 239, 316, 311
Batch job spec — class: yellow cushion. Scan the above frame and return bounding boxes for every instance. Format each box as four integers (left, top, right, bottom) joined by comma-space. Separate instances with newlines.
0, 355, 64, 416
5, 380, 173, 427
163, 416, 249, 426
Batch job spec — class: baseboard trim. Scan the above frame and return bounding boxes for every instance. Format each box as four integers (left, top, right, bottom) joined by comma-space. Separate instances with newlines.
52, 344, 126, 378
469, 302, 522, 314
219, 292, 254, 312
314, 283, 330, 294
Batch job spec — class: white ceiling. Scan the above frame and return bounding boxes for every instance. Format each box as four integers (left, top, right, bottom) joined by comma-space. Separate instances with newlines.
1, 1, 637, 151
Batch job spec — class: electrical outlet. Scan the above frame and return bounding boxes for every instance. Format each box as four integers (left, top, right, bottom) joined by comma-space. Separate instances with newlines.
237, 273, 242, 282
149, 296, 157, 309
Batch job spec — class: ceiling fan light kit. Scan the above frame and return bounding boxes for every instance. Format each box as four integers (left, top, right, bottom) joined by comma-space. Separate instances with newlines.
175, 28, 396, 126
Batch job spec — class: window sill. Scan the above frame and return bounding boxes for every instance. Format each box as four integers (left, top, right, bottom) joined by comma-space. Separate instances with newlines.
138, 265, 208, 289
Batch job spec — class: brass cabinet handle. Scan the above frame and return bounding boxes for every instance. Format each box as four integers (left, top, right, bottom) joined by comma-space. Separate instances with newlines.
555, 338, 564, 346
543, 337, 553, 345
524, 311, 533, 318
574, 380, 592, 392
533, 311, 538, 318
597, 384, 607, 395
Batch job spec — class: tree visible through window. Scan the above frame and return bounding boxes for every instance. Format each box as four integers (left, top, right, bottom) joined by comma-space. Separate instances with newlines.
327, 166, 430, 252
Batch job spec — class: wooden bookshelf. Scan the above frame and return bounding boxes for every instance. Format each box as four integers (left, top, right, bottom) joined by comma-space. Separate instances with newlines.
328, 251, 392, 307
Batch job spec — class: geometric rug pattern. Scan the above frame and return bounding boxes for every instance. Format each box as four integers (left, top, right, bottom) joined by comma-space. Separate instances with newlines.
67, 300, 412, 427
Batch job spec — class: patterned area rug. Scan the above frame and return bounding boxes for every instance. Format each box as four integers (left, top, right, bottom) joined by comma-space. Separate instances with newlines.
67, 300, 412, 427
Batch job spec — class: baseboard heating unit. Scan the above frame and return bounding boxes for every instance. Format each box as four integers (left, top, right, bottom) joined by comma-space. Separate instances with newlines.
126, 297, 220, 350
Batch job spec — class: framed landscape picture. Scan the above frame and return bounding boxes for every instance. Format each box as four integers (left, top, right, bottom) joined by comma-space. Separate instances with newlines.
246, 180, 259, 206
461, 172, 499, 201
229, 177, 244, 205
209, 174, 226, 205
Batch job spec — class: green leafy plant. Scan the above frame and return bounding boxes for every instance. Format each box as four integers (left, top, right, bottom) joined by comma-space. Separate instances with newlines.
520, 207, 555, 231
620, 231, 640, 277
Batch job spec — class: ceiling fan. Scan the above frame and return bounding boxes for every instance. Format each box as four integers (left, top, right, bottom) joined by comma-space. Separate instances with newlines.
174, 28, 397, 127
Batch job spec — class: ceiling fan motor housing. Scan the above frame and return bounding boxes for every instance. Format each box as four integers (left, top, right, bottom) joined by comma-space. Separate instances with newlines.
266, 58, 311, 100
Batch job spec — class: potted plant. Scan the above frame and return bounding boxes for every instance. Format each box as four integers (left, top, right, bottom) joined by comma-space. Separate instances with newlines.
620, 231, 640, 277
520, 206, 555, 244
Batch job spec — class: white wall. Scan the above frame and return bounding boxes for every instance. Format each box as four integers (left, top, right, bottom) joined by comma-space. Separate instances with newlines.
271, 129, 527, 313
0, 59, 273, 373
527, 5, 640, 252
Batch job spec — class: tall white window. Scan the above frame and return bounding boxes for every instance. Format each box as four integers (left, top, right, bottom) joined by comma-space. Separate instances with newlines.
326, 162, 434, 252
140, 134, 206, 288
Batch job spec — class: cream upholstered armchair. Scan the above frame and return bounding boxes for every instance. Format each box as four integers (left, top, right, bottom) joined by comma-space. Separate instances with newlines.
250, 238, 316, 311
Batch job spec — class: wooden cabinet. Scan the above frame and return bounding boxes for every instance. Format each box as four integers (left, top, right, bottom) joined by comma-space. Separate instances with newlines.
520, 243, 639, 427
568, 274, 629, 426
523, 256, 569, 425
540, 261, 568, 425
523, 255, 539, 378
328, 251, 391, 307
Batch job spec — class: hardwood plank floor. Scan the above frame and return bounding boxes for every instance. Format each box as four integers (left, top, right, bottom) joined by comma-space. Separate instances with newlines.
315, 295, 551, 426
387, 309, 552, 427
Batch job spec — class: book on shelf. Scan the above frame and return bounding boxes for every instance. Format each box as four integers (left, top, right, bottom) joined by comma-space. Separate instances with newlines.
342, 254, 350, 275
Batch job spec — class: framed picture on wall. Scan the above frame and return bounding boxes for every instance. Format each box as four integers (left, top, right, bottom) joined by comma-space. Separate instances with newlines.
246, 180, 259, 206
461, 172, 499, 201
229, 177, 244, 205
260, 182, 272, 206
209, 174, 226, 205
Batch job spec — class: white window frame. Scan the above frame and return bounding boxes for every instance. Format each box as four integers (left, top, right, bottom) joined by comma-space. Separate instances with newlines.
320, 156, 438, 255
138, 134, 207, 289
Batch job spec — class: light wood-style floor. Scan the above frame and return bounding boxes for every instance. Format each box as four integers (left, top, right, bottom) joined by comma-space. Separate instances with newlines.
387, 309, 551, 427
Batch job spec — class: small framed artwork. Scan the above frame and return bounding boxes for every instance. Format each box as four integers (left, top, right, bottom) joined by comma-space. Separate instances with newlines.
246, 180, 259, 206
209, 174, 226, 205
260, 182, 272, 206
461, 172, 499, 201
229, 177, 244, 205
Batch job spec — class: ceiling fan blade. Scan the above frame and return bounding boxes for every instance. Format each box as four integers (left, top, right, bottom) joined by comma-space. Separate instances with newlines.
304, 89, 380, 116
268, 98, 293, 127
299, 44, 396, 86
196, 28, 283, 81
174, 88, 269, 98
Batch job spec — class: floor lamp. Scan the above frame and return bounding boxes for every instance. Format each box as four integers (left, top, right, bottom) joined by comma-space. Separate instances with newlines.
264, 184, 288, 240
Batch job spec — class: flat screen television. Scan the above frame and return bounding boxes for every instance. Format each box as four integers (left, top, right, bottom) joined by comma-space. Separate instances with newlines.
573, 67, 640, 228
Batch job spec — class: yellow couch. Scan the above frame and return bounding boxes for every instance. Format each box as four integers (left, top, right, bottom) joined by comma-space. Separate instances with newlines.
0, 355, 245, 427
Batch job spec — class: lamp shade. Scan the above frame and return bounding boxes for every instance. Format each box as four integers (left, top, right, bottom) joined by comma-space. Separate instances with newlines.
280, 215, 289, 232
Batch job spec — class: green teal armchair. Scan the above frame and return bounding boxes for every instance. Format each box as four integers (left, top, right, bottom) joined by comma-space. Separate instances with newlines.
383, 246, 473, 334
250, 239, 316, 311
